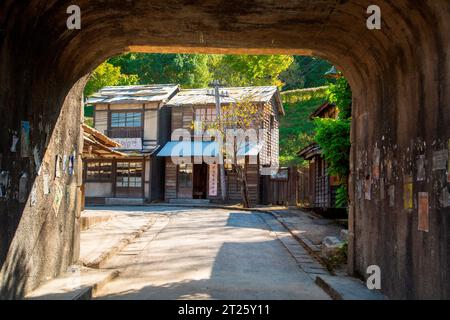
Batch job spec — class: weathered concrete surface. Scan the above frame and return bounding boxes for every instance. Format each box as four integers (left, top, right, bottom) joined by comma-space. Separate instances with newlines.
25, 267, 120, 300
95, 207, 330, 300
0, 1, 449, 299
80, 211, 157, 268
315, 275, 386, 300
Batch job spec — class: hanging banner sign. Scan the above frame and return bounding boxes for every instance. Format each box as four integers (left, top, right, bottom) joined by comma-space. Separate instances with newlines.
209, 164, 218, 197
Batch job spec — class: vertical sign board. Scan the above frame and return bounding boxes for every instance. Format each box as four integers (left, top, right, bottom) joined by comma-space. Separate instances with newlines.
209, 164, 218, 196
418, 192, 429, 232
403, 176, 413, 210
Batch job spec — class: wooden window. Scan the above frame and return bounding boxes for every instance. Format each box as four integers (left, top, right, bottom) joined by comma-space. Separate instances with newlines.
111, 112, 142, 128
195, 107, 216, 126
116, 161, 143, 188
86, 161, 113, 181
178, 163, 193, 188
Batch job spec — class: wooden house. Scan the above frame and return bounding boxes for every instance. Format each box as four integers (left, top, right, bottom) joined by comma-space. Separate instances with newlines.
297, 102, 342, 210
83, 84, 179, 205
157, 86, 284, 205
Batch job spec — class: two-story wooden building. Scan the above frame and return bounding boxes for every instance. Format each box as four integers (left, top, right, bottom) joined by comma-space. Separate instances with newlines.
157, 86, 284, 205
298, 102, 341, 210
84, 84, 179, 205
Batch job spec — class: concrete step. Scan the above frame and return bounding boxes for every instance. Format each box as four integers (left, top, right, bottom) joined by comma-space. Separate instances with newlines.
315, 275, 387, 300
80, 215, 157, 269
105, 198, 144, 206
80, 212, 113, 231
25, 267, 120, 300
169, 199, 211, 205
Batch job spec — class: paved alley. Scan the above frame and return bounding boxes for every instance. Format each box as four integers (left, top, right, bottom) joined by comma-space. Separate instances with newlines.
88, 206, 330, 300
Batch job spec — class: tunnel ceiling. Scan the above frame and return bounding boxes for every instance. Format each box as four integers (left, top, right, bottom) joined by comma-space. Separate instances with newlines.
1, 0, 447, 93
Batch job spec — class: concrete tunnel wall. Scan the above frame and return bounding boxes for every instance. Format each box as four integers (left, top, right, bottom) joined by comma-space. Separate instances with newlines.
0, 0, 449, 299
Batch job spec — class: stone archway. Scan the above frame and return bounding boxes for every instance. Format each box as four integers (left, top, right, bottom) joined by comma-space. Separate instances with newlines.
0, 1, 449, 299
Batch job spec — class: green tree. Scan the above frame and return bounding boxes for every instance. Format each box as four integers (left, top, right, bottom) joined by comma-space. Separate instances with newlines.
326, 77, 352, 119
84, 62, 139, 97
205, 99, 265, 208
212, 55, 293, 87
313, 76, 352, 208
279, 87, 329, 166
280, 56, 333, 90
109, 53, 213, 88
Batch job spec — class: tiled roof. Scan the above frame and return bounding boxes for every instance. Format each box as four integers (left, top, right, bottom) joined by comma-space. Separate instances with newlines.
86, 84, 179, 104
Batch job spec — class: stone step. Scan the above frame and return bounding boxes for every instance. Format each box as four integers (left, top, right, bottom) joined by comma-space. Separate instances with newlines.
169, 199, 211, 205
105, 198, 144, 206
315, 275, 387, 300
25, 267, 120, 300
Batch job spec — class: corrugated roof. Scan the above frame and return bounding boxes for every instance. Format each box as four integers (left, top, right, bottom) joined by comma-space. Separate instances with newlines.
86, 84, 179, 104
166, 86, 283, 113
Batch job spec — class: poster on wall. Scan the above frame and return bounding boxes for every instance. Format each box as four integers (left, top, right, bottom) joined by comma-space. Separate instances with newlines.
403, 176, 413, 210
20, 121, 30, 158
418, 192, 429, 232
209, 164, 218, 197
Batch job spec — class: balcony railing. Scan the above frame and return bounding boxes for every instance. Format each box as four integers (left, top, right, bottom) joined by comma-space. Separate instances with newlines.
106, 127, 143, 139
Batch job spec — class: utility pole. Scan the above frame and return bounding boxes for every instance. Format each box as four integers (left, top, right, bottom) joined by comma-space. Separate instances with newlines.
209, 80, 227, 202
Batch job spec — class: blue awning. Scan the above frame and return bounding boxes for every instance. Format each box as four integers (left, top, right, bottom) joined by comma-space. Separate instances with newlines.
156, 141, 263, 157
157, 141, 219, 157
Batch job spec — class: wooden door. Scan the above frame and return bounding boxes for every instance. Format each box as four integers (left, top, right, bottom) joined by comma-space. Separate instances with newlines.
177, 163, 193, 199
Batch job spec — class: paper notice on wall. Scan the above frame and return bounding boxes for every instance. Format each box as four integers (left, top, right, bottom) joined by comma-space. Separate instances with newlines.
372, 146, 380, 179
18, 172, 28, 203
0, 171, 10, 198
380, 178, 385, 200
416, 155, 426, 182
440, 187, 450, 208
433, 149, 447, 171
20, 121, 30, 158
30, 184, 37, 207
448, 140, 450, 183
55, 155, 62, 178
208, 164, 218, 197
388, 185, 395, 208
33, 146, 42, 176
10, 132, 19, 153
418, 192, 429, 232
53, 184, 63, 216
43, 174, 50, 195
364, 178, 371, 200
63, 155, 68, 174
403, 176, 413, 210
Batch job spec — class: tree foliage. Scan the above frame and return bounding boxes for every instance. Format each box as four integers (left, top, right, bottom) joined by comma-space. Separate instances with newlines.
326, 77, 352, 119
107, 53, 293, 89
313, 117, 351, 178
109, 53, 212, 88
211, 55, 294, 87
205, 99, 265, 208
84, 62, 139, 97
313, 75, 352, 208
280, 56, 333, 90
279, 87, 328, 166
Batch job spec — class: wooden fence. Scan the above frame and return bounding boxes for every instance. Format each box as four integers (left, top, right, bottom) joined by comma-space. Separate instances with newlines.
262, 167, 299, 206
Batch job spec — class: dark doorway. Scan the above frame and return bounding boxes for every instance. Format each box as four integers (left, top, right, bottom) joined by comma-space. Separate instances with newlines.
193, 163, 207, 199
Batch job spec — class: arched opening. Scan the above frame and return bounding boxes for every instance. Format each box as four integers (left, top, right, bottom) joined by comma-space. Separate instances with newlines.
0, 1, 448, 300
